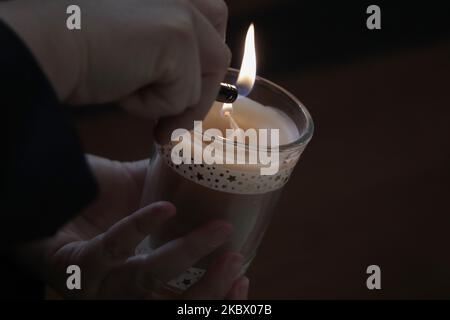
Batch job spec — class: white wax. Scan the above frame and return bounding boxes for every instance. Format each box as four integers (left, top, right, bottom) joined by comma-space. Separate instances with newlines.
203, 96, 300, 145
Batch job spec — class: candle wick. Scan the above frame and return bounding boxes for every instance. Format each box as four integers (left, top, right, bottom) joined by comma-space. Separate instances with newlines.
224, 111, 241, 131
221, 103, 244, 141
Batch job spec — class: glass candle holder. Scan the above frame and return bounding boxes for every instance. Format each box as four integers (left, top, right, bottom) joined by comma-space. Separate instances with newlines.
135, 68, 314, 294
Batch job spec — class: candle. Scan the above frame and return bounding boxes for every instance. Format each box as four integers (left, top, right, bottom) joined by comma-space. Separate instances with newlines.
137, 80, 310, 293
136, 24, 313, 293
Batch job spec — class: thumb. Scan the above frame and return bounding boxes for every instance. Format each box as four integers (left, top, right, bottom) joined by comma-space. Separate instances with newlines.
154, 73, 223, 144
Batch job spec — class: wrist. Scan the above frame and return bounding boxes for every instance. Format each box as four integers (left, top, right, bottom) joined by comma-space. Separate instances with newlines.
0, 0, 82, 101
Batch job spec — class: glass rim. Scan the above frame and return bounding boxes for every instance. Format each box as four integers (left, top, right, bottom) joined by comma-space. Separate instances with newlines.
195, 68, 314, 153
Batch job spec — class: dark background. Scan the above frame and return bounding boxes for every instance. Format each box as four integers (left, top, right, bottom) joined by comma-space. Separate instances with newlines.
73, 1, 450, 298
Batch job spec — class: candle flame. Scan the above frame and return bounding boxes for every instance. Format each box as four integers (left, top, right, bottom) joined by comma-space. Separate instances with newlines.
236, 23, 256, 97
220, 24, 255, 131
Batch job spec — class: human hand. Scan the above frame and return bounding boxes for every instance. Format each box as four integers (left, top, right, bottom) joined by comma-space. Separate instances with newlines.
0, 0, 230, 126
20, 155, 248, 299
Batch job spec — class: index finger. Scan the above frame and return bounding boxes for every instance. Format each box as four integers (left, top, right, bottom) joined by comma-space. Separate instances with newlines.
100, 201, 176, 262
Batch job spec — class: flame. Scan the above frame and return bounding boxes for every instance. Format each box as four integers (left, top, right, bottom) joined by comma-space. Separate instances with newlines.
236, 23, 256, 97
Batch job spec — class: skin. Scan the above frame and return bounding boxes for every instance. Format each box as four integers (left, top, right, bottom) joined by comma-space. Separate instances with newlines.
0, 0, 231, 139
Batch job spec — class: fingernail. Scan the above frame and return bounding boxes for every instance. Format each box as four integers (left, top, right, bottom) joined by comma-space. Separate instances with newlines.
152, 201, 176, 214
207, 223, 233, 247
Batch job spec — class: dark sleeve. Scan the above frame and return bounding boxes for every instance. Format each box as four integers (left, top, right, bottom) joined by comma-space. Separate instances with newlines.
0, 20, 98, 246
